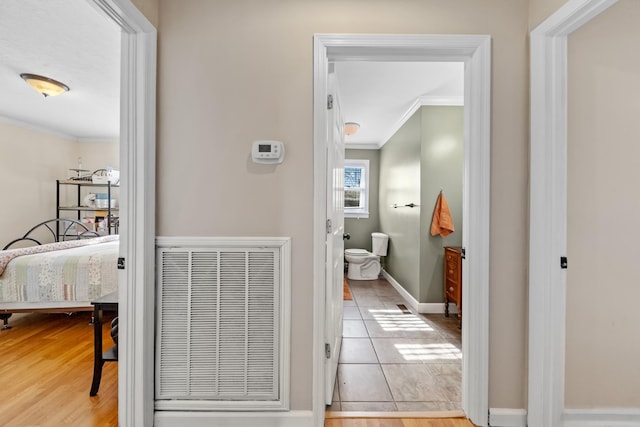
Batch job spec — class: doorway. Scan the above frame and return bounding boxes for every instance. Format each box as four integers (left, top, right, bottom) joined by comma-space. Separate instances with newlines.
336, 61, 465, 411
88, 1, 157, 425
313, 34, 491, 427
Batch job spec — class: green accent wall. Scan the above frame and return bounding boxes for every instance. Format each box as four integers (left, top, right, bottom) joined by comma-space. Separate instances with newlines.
378, 106, 463, 304
420, 106, 464, 303
379, 111, 423, 298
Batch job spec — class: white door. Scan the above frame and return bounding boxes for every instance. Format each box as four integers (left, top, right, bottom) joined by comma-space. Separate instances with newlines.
324, 66, 345, 405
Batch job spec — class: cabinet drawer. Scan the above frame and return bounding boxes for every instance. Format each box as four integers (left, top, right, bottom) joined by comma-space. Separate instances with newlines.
446, 260, 459, 282
445, 279, 460, 299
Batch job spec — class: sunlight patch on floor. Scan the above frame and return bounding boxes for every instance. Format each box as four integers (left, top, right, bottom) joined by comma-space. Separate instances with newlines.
367, 309, 434, 332
395, 343, 462, 361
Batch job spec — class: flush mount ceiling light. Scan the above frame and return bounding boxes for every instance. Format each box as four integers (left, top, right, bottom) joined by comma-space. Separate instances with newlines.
20, 73, 70, 97
344, 122, 360, 136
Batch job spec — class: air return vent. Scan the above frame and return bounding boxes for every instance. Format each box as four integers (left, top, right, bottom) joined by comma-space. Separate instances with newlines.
155, 237, 291, 411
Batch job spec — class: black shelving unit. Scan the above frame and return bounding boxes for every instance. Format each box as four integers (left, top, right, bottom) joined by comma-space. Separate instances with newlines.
56, 180, 119, 239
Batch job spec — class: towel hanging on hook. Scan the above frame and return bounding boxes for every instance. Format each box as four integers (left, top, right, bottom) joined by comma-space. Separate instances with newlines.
430, 191, 454, 237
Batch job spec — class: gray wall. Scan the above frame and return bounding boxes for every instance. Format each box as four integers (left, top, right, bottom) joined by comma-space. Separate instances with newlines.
420, 106, 463, 303
379, 111, 422, 299
378, 106, 463, 304
344, 149, 380, 251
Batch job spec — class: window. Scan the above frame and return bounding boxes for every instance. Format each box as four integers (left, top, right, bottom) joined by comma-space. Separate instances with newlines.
344, 159, 369, 218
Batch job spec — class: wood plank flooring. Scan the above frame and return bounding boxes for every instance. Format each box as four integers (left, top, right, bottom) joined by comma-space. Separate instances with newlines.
0, 312, 118, 427
0, 311, 473, 427
325, 416, 477, 427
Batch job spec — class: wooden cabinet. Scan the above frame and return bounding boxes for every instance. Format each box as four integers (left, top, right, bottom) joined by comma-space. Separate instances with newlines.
444, 246, 462, 321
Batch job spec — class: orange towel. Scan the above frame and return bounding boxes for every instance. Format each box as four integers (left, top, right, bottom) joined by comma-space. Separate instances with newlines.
430, 191, 455, 237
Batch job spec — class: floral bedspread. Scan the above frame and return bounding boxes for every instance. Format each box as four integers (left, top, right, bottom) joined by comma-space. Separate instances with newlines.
0, 235, 118, 276
0, 239, 119, 304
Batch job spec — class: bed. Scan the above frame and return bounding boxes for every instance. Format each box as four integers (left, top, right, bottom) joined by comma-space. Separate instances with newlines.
0, 219, 119, 329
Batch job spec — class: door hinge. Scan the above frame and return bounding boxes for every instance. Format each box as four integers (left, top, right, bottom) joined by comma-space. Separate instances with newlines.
560, 256, 568, 269
326, 219, 332, 234
325, 343, 331, 359
461, 248, 466, 259
117, 257, 125, 270
327, 94, 334, 110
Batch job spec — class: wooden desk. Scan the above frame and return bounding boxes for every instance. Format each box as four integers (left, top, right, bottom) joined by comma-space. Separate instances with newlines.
90, 291, 118, 396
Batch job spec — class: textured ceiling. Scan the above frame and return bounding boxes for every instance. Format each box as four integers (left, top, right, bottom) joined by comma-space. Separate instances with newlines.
0, 1, 463, 146
0, 0, 120, 141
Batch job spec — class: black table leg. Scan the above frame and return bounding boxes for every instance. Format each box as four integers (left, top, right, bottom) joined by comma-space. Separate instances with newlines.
90, 304, 104, 396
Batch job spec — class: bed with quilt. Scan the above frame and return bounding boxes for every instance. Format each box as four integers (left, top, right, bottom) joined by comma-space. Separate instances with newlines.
0, 219, 119, 329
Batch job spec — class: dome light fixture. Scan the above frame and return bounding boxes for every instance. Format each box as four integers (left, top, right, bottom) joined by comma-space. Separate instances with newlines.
344, 122, 360, 136
20, 73, 70, 98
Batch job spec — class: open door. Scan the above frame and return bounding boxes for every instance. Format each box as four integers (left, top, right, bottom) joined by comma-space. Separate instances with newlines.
324, 65, 345, 405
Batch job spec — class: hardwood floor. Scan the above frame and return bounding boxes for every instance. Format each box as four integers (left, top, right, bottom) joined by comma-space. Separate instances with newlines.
325, 416, 477, 427
0, 312, 118, 427
0, 310, 473, 427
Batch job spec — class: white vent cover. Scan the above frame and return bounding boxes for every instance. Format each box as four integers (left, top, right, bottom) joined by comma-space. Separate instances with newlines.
155, 237, 290, 411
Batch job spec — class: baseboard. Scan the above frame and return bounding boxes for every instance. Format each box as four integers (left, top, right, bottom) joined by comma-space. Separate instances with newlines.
381, 270, 457, 314
488, 408, 527, 426
154, 410, 314, 427
564, 408, 640, 427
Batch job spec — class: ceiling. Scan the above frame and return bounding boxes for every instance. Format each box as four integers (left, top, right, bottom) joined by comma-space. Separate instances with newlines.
0, 0, 120, 141
335, 61, 464, 149
0, 1, 464, 146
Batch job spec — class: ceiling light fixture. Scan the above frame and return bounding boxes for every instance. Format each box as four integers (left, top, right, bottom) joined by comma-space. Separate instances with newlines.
344, 122, 360, 136
20, 73, 70, 98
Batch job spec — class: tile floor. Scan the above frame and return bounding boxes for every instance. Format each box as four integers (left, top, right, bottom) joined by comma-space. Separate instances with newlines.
329, 278, 462, 412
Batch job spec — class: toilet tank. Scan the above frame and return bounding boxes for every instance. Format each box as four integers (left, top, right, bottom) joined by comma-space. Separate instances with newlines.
371, 232, 389, 256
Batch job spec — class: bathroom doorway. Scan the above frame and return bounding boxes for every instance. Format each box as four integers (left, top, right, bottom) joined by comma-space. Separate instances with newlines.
313, 33, 491, 427
335, 61, 465, 412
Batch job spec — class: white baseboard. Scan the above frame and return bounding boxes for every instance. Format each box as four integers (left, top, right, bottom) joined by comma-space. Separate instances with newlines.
381, 270, 457, 315
154, 410, 314, 427
489, 408, 527, 426
564, 408, 640, 427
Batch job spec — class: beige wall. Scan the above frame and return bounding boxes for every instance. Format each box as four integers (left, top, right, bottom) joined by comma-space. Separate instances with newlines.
131, 0, 159, 28
566, 0, 640, 408
157, 0, 529, 409
0, 121, 118, 246
529, 0, 568, 29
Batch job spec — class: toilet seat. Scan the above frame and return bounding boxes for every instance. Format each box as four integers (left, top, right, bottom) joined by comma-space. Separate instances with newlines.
345, 248, 369, 257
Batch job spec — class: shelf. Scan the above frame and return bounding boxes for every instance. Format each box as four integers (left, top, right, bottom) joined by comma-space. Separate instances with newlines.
57, 179, 119, 238
58, 179, 119, 187
58, 206, 119, 211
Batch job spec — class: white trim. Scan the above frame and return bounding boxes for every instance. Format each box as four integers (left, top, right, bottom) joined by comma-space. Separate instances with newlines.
564, 408, 640, 427
314, 33, 491, 427
154, 410, 314, 427
382, 270, 457, 314
378, 95, 464, 148
88, 1, 157, 426
489, 408, 528, 427
528, 2, 618, 427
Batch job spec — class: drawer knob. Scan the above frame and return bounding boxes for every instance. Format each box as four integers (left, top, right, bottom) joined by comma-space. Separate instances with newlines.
449, 287, 454, 292
449, 270, 453, 274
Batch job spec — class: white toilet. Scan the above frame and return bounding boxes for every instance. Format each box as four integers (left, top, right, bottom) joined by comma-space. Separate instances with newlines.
344, 232, 389, 280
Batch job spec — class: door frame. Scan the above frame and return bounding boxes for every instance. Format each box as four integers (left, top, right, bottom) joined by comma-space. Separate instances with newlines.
528, 1, 618, 426
88, 1, 157, 426
313, 34, 491, 427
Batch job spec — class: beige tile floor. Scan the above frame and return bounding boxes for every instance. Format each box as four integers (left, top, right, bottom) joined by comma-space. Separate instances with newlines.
330, 278, 462, 412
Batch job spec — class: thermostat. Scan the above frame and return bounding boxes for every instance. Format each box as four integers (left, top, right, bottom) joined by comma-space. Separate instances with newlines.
252, 140, 285, 164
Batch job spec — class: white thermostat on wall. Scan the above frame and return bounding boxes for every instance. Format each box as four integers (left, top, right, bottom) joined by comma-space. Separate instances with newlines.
252, 140, 285, 164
